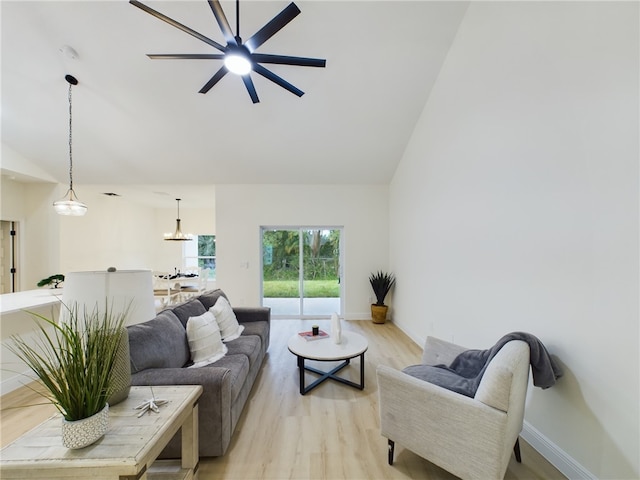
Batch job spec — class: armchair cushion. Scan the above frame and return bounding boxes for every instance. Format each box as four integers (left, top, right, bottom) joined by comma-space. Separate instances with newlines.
403, 332, 561, 398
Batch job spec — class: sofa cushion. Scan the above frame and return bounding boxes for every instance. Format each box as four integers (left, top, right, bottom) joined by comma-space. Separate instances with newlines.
186, 311, 227, 368
170, 298, 207, 328
210, 296, 244, 341
198, 288, 229, 310
225, 335, 261, 369
239, 321, 269, 354
128, 310, 189, 373
202, 354, 249, 404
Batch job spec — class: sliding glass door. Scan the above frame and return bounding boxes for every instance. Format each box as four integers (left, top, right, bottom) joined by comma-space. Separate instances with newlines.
261, 227, 342, 318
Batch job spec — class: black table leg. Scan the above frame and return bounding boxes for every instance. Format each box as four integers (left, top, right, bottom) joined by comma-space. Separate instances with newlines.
298, 355, 305, 395
296, 353, 365, 395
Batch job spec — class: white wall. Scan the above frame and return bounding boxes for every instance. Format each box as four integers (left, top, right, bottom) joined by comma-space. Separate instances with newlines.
390, 2, 638, 479
1, 177, 62, 290
215, 184, 388, 317
58, 190, 157, 273
1, 143, 58, 182
0, 177, 26, 292
1, 175, 26, 220
24, 184, 64, 290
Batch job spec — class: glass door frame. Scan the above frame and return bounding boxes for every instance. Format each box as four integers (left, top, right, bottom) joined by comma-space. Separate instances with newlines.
260, 225, 344, 319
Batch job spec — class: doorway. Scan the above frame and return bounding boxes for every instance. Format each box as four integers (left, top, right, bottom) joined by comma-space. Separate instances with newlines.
0, 220, 18, 293
261, 227, 343, 318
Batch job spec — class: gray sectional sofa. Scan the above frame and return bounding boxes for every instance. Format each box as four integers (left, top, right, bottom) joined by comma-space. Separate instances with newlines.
126, 289, 270, 457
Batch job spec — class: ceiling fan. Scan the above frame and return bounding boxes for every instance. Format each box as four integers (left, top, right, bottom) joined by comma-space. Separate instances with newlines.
130, 0, 326, 103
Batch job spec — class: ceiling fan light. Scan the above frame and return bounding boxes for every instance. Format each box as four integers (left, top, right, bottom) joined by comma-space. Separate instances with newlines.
224, 53, 251, 75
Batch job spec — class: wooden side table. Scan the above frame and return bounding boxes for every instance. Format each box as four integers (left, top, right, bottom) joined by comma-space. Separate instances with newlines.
0, 385, 202, 480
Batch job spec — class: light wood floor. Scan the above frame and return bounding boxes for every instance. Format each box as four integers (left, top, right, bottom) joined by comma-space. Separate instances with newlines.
1, 319, 566, 479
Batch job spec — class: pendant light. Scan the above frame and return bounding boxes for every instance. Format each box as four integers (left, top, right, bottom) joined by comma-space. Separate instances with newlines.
53, 75, 87, 216
164, 199, 193, 241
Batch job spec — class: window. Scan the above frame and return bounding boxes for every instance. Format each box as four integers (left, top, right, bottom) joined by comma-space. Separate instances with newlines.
183, 235, 216, 279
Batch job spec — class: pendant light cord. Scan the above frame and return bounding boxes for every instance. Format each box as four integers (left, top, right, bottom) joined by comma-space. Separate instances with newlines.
53, 73, 86, 216
68, 81, 74, 192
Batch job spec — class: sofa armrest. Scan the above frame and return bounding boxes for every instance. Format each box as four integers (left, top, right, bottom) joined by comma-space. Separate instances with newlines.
131, 366, 229, 389
233, 307, 271, 354
377, 364, 511, 479
131, 366, 233, 457
233, 306, 271, 324
131, 366, 232, 419
475, 341, 529, 413
377, 365, 506, 451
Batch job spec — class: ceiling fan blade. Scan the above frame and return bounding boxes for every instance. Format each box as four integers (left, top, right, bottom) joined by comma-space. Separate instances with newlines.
148, 54, 225, 60
245, 2, 300, 52
130, 0, 225, 53
251, 53, 326, 68
253, 64, 303, 97
207, 0, 237, 46
199, 66, 229, 94
242, 75, 260, 104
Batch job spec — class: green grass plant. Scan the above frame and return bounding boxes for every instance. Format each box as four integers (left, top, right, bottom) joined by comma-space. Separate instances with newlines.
263, 279, 340, 298
9, 303, 127, 421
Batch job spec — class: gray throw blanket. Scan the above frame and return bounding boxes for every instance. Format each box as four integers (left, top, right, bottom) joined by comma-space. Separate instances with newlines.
403, 332, 563, 398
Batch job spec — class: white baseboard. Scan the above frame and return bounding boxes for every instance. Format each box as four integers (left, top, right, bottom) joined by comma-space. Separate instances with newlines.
1, 369, 37, 396
522, 421, 595, 479
391, 317, 425, 347
344, 312, 371, 321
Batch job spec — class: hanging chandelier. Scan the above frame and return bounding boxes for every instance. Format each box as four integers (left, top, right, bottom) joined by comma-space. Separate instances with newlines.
164, 199, 193, 241
53, 74, 87, 216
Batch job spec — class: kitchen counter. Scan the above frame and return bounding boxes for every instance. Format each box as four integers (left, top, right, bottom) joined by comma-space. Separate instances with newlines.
1, 290, 62, 394
0, 289, 62, 315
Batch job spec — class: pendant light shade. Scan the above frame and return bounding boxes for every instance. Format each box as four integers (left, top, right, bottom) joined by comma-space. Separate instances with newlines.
53, 74, 87, 216
53, 188, 88, 216
164, 198, 193, 241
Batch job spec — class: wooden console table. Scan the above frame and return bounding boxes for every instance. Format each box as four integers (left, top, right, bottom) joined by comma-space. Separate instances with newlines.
0, 385, 202, 480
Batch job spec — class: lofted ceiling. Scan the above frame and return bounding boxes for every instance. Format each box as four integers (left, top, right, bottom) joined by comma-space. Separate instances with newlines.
1, 0, 468, 206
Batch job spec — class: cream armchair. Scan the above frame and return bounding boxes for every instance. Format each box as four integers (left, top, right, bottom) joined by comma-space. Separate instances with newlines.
377, 336, 531, 480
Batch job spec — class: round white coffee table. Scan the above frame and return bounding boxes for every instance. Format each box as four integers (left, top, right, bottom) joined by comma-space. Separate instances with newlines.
287, 331, 368, 395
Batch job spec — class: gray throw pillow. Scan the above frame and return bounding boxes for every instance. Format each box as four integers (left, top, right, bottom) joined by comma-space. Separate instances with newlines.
198, 289, 229, 310
127, 310, 190, 373
171, 298, 206, 328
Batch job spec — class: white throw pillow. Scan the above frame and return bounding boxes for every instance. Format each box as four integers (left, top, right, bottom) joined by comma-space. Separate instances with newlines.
186, 311, 227, 368
210, 296, 244, 342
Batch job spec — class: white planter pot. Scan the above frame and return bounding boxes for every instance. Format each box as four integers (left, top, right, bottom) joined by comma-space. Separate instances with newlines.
61, 404, 109, 449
